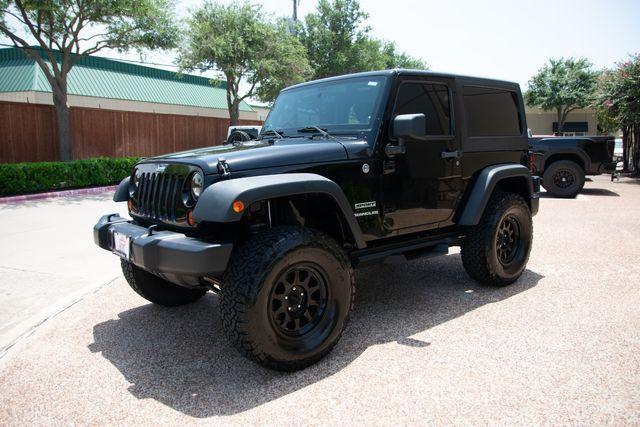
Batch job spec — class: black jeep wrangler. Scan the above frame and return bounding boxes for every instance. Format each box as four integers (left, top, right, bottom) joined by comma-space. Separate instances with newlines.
94, 70, 540, 371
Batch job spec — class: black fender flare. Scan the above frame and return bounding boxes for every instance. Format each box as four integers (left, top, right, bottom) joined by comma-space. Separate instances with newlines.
540, 147, 591, 172
113, 176, 130, 202
457, 164, 534, 226
192, 173, 366, 249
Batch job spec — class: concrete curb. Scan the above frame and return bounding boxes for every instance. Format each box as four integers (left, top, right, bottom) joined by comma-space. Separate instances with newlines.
0, 185, 117, 204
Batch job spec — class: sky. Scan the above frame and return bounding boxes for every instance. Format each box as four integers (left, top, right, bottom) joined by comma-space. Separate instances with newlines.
3, 0, 640, 91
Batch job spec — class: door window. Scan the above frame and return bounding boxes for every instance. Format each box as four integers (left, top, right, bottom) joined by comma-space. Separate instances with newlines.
393, 82, 451, 136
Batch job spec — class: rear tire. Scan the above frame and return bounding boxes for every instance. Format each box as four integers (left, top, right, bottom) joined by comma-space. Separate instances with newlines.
121, 260, 206, 306
461, 191, 533, 286
542, 160, 585, 198
220, 227, 354, 371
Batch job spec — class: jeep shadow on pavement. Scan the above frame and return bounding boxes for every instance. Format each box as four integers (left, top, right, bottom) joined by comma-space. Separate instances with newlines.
94, 69, 541, 371
89, 257, 543, 417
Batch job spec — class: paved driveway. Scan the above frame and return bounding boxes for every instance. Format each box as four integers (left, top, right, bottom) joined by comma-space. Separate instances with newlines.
1, 175, 639, 424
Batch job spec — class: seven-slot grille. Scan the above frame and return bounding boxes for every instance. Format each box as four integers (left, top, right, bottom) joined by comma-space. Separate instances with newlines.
135, 172, 187, 222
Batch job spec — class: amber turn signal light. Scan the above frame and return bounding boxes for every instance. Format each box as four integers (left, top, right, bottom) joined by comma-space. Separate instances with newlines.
187, 210, 198, 226
232, 200, 245, 213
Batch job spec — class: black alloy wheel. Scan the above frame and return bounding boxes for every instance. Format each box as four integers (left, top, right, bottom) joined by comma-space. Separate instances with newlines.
496, 215, 522, 266
553, 168, 576, 189
269, 263, 329, 336
461, 191, 533, 286
542, 160, 585, 198
220, 227, 354, 371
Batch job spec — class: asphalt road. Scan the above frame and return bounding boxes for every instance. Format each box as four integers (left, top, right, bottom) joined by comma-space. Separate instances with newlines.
1, 175, 639, 424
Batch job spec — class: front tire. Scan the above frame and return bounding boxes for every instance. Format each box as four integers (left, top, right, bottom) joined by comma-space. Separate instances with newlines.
121, 260, 206, 306
461, 191, 533, 286
220, 227, 354, 371
542, 160, 585, 198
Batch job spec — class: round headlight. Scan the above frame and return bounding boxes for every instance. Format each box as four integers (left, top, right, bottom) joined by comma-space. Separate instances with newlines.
191, 171, 204, 199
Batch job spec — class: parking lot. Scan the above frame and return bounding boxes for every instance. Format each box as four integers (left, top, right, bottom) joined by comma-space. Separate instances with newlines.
1, 174, 639, 424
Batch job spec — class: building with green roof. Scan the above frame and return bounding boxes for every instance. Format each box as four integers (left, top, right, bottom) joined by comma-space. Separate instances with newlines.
0, 47, 257, 120
0, 47, 261, 163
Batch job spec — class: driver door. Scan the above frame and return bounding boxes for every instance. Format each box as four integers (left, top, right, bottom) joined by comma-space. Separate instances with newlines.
381, 77, 463, 235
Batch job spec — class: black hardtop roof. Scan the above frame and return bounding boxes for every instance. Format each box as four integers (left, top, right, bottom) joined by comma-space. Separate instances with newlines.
284, 69, 521, 92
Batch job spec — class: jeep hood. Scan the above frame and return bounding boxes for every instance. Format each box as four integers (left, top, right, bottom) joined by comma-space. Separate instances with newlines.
141, 138, 353, 174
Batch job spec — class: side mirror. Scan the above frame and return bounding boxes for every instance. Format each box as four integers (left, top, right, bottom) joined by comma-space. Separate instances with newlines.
386, 113, 426, 156
392, 113, 426, 139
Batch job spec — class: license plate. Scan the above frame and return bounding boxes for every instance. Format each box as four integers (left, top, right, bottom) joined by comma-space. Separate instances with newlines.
112, 231, 130, 259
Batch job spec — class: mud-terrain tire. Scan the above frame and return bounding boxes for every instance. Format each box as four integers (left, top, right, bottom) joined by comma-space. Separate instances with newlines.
220, 227, 354, 371
461, 191, 533, 287
542, 160, 585, 198
121, 260, 206, 306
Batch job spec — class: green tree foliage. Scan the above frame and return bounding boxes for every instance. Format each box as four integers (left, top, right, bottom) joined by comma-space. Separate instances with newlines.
525, 58, 598, 135
381, 41, 428, 69
595, 54, 640, 171
594, 78, 619, 135
0, 0, 6, 27
298, 0, 426, 79
0, 0, 178, 161
179, 2, 311, 125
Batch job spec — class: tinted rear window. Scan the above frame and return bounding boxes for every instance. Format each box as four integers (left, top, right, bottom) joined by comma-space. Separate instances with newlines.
463, 86, 522, 137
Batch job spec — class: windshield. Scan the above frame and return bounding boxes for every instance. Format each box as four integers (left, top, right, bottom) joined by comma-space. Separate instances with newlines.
262, 76, 387, 137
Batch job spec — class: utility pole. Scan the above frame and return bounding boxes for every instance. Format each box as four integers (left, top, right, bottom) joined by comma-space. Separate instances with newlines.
293, 0, 298, 22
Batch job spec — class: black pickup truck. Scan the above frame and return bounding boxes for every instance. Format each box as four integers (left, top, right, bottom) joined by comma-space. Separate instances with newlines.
529, 136, 616, 197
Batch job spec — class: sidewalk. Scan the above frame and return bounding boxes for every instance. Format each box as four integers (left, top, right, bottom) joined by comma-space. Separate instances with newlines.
0, 189, 128, 355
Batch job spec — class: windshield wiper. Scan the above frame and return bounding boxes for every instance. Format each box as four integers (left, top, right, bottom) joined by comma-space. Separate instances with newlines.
260, 129, 284, 139
297, 126, 335, 140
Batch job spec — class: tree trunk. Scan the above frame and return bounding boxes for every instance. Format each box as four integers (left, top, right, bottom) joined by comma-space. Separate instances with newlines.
556, 108, 563, 136
623, 125, 630, 171
632, 124, 640, 175
52, 83, 73, 161
229, 101, 240, 127
624, 124, 640, 174
225, 77, 240, 127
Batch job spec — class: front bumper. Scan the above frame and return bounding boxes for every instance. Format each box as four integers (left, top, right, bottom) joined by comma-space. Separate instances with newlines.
93, 214, 233, 282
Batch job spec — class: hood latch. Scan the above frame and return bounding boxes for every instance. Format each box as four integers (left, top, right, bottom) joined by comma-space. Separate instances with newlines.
217, 157, 231, 178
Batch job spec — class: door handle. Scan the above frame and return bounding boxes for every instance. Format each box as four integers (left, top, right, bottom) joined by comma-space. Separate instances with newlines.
441, 150, 462, 159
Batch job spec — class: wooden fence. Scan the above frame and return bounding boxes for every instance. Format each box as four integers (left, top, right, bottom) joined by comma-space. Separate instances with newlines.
0, 101, 262, 163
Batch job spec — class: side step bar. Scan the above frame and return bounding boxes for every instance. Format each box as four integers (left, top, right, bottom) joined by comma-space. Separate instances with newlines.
350, 233, 463, 267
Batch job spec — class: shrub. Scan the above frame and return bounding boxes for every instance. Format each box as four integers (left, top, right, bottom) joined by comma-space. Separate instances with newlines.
0, 157, 139, 196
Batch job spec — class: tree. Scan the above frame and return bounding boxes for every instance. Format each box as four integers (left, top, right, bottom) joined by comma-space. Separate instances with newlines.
0, 0, 178, 161
380, 40, 428, 70
525, 58, 598, 135
298, 0, 426, 79
595, 54, 640, 172
179, 1, 311, 126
